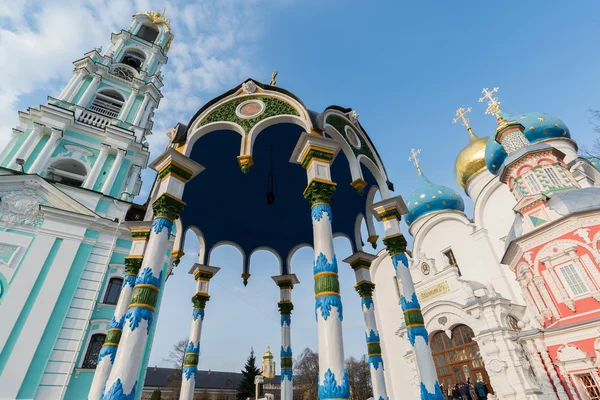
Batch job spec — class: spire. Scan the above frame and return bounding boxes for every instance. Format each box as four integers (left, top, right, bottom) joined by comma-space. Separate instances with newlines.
408, 148, 422, 175
453, 107, 478, 141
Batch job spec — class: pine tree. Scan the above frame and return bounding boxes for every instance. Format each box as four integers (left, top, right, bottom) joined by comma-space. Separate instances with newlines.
150, 389, 162, 400
237, 348, 261, 400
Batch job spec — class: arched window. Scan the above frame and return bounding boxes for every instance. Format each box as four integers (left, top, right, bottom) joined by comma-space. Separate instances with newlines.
136, 25, 159, 43
431, 325, 494, 393
46, 159, 87, 187
82, 333, 106, 369
103, 277, 123, 305
120, 49, 146, 71
90, 89, 125, 118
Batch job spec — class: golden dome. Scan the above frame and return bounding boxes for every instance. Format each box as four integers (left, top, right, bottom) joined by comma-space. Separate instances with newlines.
263, 345, 273, 359
454, 130, 488, 189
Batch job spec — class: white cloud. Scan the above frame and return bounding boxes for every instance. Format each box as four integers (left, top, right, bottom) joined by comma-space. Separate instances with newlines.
0, 0, 281, 201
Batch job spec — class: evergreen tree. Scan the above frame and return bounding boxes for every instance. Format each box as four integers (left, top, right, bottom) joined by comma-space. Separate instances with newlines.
150, 389, 162, 400
237, 348, 261, 400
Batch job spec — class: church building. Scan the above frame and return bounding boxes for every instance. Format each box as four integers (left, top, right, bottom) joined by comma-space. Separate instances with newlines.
371, 91, 600, 399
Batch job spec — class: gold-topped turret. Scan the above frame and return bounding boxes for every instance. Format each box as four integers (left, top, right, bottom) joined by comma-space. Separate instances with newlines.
137, 8, 171, 31
453, 107, 488, 189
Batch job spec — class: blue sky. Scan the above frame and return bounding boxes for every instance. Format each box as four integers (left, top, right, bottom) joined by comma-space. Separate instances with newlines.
2, 0, 600, 374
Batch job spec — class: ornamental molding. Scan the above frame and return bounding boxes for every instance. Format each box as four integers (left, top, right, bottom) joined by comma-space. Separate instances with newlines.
0, 188, 46, 228
556, 344, 587, 362
532, 238, 598, 275
241, 80, 257, 94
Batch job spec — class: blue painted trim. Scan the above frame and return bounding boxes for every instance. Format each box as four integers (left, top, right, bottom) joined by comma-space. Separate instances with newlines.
361, 298, 373, 310
123, 275, 136, 289
109, 315, 125, 330
368, 355, 384, 370
109, 158, 131, 198
95, 199, 111, 214
192, 309, 204, 321
314, 252, 338, 274
315, 295, 343, 321
420, 381, 443, 400
312, 204, 332, 222
186, 341, 200, 354
281, 315, 291, 326
391, 253, 409, 270
401, 292, 420, 310
183, 365, 197, 381
101, 378, 137, 400
135, 268, 163, 289
280, 346, 292, 357
318, 368, 350, 399
365, 330, 380, 343
407, 326, 429, 346
17, 243, 92, 398
281, 369, 293, 381
152, 218, 173, 238
0, 238, 63, 375
98, 345, 117, 364
125, 306, 153, 334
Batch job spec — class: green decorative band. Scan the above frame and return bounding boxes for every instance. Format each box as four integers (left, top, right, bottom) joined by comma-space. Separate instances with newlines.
404, 308, 424, 326
350, 259, 372, 270
158, 163, 193, 182
130, 285, 159, 309
304, 180, 336, 206
106, 328, 122, 345
184, 353, 199, 366
152, 193, 185, 221
382, 234, 407, 257
278, 301, 294, 316
367, 342, 382, 356
194, 271, 214, 281
277, 280, 294, 289
314, 274, 340, 295
124, 257, 143, 276
378, 209, 401, 221
192, 292, 210, 309
301, 149, 334, 169
131, 231, 150, 240
280, 357, 293, 369
355, 282, 375, 299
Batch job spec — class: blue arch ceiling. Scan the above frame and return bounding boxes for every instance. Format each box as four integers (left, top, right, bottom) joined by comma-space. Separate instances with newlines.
179, 123, 378, 275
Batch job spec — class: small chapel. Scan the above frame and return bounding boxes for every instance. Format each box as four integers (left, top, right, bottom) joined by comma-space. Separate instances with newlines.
0, 10, 599, 400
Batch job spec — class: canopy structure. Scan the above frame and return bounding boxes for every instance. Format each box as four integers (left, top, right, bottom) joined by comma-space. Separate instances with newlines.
100, 78, 444, 400
170, 79, 391, 282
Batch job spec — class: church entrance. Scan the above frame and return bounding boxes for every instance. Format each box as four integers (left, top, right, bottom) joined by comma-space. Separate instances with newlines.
431, 325, 494, 395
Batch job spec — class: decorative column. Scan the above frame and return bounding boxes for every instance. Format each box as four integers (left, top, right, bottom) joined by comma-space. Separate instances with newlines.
272, 274, 299, 400
291, 132, 349, 400
77, 74, 101, 107
28, 128, 63, 174
88, 222, 151, 400
59, 69, 86, 101
343, 252, 388, 400
533, 339, 569, 400
523, 340, 559, 399
101, 149, 126, 195
179, 264, 220, 400
83, 144, 110, 190
542, 259, 575, 312
102, 149, 203, 400
119, 88, 139, 122
9, 123, 44, 170
132, 93, 150, 126
533, 276, 560, 320
120, 165, 142, 201
0, 128, 23, 165
372, 197, 442, 400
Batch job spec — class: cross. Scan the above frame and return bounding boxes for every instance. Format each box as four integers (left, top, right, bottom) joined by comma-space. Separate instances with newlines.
478, 87, 501, 116
453, 107, 472, 129
270, 71, 278, 86
408, 148, 422, 174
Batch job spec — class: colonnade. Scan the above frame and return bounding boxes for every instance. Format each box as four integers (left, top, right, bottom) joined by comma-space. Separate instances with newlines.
91, 138, 443, 400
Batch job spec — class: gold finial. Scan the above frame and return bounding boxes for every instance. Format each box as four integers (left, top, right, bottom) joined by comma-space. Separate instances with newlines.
138, 9, 171, 31
478, 87, 502, 119
453, 107, 477, 140
408, 148, 422, 175
270, 71, 278, 86
162, 7, 167, 17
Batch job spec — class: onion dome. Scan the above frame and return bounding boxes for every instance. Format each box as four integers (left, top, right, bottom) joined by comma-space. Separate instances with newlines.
454, 130, 489, 189
405, 171, 465, 226
485, 111, 571, 174
263, 345, 273, 359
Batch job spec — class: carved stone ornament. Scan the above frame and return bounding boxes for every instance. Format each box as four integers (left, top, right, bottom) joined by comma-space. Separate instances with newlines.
486, 359, 505, 374
242, 80, 257, 94
0, 187, 46, 228
556, 344, 588, 362
349, 110, 359, 122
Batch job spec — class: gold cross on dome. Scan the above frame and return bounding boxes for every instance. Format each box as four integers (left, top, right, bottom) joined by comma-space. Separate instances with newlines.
478, 87, 502, 117
270, 71, 278, 86
408, 148, 422, 174
453, 107, 472, 129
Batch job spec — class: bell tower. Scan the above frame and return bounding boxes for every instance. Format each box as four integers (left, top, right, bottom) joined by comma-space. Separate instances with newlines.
0, 11, 173, 201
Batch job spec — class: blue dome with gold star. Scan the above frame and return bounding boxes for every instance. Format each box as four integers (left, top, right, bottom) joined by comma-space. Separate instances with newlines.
405, 172, 465, 226
485, 112, 571, 174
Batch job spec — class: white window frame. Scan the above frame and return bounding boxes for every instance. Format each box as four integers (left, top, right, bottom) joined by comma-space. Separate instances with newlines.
524, 172, 543, 193
77, 320, 110, 369
574, 372, 600, 400
557, 262, 589, 299
543, 166, 563, 187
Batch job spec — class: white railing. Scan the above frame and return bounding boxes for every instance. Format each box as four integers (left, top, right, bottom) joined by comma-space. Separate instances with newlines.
89, 101, 120, 118
75, 108, 112, 129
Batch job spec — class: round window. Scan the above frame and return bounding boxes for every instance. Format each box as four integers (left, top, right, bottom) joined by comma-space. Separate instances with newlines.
236, 99, 265, 119
345, 126, 361, 149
